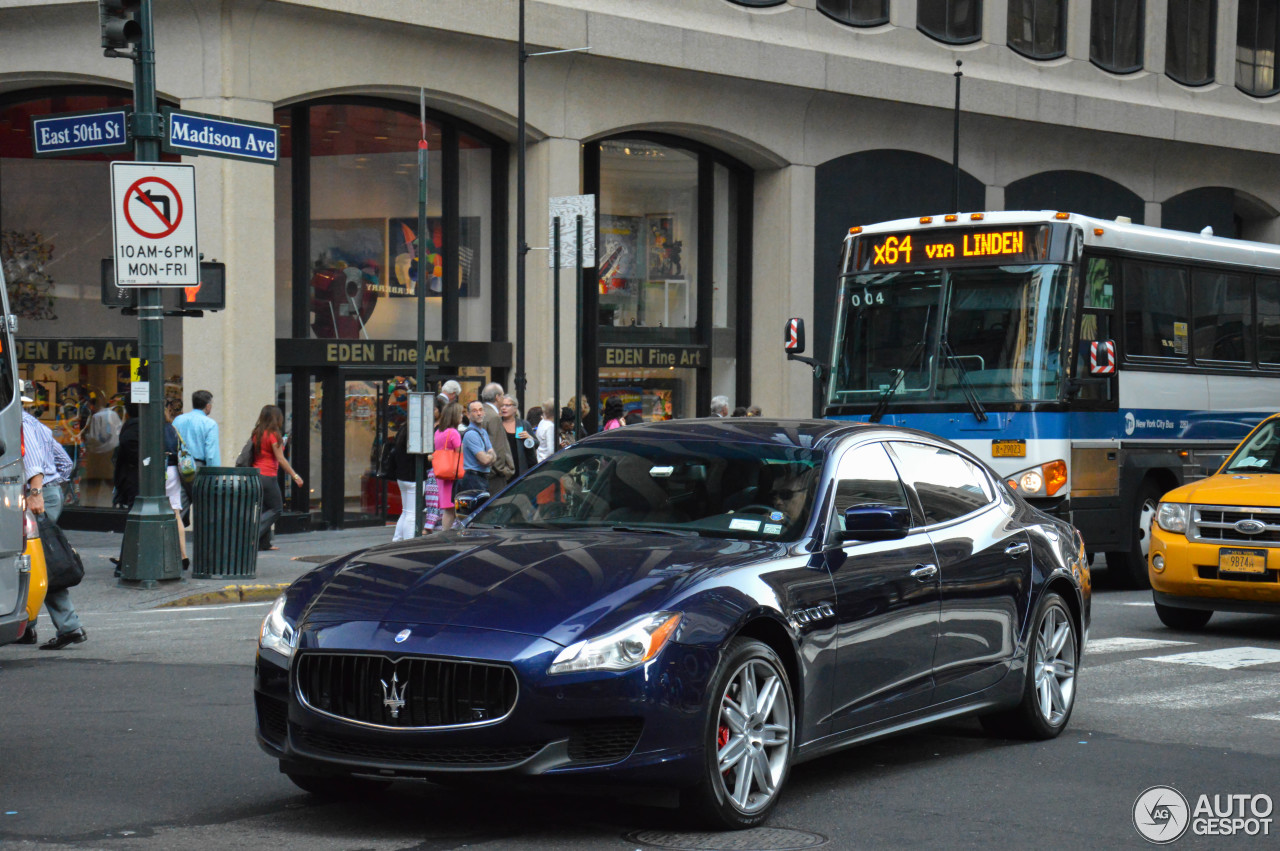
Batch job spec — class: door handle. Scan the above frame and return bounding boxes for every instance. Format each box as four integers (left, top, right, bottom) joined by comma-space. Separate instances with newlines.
910, 564, 938, 580
1004, 542, 1030, 556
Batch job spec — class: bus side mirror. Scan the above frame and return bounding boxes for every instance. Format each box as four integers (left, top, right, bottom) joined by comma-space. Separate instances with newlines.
785, 318, 806, 355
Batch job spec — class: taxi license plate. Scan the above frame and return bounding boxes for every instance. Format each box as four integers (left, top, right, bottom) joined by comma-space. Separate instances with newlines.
1218, 548, 1268, 575
992, 440, 1026, 458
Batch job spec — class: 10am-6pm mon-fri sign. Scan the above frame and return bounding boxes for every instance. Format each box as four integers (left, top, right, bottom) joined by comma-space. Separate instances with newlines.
110, 162, 199, 287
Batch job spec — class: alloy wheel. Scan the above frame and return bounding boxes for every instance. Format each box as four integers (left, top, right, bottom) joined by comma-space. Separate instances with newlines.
715, 657, 792, 814
1034, 604, 1076, 726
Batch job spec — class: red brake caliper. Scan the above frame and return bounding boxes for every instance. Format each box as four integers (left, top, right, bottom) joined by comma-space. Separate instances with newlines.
718, 715, 731, 779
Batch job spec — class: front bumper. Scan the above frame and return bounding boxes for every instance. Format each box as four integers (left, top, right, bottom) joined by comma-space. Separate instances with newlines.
254, 622, 717, 787
1148, 526, 1280, 609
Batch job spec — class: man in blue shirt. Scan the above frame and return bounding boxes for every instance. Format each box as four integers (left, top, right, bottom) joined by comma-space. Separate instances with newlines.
172, 390, 220, 508
460, 400, 495, 495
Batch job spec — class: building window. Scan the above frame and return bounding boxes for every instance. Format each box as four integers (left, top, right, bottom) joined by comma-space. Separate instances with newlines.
1237, 0, 1280, 96
587, 136, 753, 425
1167, 0, 1216, 85
918, 0, 983, 43
1090, 0, 1144, 73
818, 0, 890, 27
1008, 0, 1067, 59
275, 100, 501, 343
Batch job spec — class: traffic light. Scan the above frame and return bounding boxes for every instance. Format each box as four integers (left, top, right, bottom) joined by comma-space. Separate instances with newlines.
99, 0, 142, 52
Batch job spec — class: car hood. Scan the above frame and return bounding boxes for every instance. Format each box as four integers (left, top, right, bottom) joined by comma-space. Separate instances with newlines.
1163, 472, 1280, 508
300, 528, 783, 646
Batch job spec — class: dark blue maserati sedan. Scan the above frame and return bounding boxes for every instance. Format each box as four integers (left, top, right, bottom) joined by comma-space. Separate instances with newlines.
255, 419, 1090, 828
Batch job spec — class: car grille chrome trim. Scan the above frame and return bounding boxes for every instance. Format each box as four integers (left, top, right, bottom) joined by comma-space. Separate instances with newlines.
294, 652, 519, 731
1189, 504, 1280, 547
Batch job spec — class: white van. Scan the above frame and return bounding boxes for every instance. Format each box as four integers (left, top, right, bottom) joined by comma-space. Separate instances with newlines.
0, 261, 31, 645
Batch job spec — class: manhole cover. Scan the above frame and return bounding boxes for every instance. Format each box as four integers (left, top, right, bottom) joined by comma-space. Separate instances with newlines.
628, 827, 828, 850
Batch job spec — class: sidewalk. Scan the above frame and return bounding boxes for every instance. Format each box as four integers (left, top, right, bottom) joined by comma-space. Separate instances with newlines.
62, 524, 400, 612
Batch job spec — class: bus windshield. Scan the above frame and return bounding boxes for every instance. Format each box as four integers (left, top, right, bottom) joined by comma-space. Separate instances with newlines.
828, 263, 1074, 407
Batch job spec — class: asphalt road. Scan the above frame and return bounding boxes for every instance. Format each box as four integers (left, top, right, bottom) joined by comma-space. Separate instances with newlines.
2, 578, 1278, 850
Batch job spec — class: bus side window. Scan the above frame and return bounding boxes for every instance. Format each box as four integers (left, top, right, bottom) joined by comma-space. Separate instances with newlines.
1084, 257, 1115, 309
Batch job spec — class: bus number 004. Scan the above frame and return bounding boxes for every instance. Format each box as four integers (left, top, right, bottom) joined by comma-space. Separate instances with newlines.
851, 289, 885, 308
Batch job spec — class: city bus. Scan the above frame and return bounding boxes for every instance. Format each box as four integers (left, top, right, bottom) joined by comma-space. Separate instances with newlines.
787, 211, 1280, 587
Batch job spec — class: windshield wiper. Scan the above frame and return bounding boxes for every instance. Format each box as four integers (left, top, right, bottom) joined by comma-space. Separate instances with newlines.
609, 525, 701, 537
940, 339, 988, 423
869, 340, 924, 424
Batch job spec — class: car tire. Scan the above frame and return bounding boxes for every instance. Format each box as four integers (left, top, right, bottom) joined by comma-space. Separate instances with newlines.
684, 637, 795, 830
1105, 480, 1164, 589
284, 770, 392, 799
980, 592, 1077, 741
1154, 599, 1213, 630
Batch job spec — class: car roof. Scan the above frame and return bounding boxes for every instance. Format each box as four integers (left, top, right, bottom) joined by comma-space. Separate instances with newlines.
582, 418, 958, 454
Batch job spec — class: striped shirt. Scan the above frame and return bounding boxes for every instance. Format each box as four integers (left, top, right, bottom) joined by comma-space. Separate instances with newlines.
22, 411, 73, 487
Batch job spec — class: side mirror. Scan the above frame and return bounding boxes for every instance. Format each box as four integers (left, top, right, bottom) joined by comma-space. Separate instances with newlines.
840, 505, 911, 542
454, 489, 490, 517
784, 318, 805, 355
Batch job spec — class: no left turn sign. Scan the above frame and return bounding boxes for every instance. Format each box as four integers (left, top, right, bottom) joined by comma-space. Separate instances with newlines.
111, 162, 198, 287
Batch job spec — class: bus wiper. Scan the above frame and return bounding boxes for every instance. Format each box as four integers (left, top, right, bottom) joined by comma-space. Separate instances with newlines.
941, 339, 988, 422
869, 340, 924, 424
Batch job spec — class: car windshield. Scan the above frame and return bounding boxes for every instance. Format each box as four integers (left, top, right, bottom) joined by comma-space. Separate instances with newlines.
1222, 418, 1280, 473
469, 439, 825, 540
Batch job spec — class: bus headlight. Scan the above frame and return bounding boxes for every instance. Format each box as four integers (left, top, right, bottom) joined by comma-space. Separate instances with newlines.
1006, 460, 1067, 497
1156, 502, 1188, 534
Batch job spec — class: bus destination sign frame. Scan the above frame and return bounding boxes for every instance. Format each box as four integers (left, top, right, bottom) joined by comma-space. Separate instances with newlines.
853, 225, 1050, 272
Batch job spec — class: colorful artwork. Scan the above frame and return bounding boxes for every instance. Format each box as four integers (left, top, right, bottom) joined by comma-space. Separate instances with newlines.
309, 219, 384, 339
645, 214, 682, 279
598, 215, 640, 294
389, 217, 482, 298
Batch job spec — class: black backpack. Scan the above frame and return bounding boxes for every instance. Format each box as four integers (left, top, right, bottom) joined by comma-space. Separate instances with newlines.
39, 513, 85, 591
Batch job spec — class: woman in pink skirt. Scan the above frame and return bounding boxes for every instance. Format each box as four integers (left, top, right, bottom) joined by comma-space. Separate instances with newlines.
434, 402, 464, 530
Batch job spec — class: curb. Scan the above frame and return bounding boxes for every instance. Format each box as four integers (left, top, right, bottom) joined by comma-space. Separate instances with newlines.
154, 582, 289, 608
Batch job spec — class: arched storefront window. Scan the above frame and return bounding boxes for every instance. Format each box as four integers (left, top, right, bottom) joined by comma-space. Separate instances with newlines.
817, 0, 890, 27
274, 98, 507, 528
0, 87, 182, 515
1090, 0, 1145, 73
1237, 0, 1280, 96
1008, 0, 1067, 59
585, 136, 752, 425
918, 0, 983, 44
1166, 0, 1216, 85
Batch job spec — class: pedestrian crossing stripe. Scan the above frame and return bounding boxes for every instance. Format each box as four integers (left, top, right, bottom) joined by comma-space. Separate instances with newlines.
1251, 712, 1280, 722
1143, 647, 1280, 670
1093, 672, 1280, 709
1088, 637, 1194, 654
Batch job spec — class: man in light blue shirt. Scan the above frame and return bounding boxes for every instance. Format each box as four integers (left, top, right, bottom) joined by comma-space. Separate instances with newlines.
460, 400, 495, 495
173, 389, 220, 467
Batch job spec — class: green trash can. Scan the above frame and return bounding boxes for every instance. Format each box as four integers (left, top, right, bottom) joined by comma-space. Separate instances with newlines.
191, 467, 263, 579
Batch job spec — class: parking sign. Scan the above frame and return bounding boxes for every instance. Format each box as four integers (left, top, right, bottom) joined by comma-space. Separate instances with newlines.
111, 162, 199, 286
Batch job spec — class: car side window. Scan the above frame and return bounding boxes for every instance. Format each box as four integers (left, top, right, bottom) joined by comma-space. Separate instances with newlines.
888, 441, 994, 525
831, 443, 909, 532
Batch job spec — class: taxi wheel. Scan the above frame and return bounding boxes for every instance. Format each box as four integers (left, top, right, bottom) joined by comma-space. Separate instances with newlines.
285, 771, 391, 799
1154, 600, 1213, 630
1105, 481, 1163, 589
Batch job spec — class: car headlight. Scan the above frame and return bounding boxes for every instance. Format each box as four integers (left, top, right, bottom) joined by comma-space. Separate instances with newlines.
259, 595, 297, 660
1006, 460, 1068, 497
1156, 502, 1188, 534
548, 612, 682, 674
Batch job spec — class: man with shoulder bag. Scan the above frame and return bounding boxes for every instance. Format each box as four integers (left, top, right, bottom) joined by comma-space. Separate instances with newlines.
19, 383, 86, 649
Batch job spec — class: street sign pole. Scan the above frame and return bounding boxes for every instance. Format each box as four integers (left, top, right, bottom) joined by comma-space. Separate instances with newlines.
414, 91, 428, 537
119, 0, 182, 588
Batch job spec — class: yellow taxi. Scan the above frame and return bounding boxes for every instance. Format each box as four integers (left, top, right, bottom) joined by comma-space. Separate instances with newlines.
1149, 414, 1280, 629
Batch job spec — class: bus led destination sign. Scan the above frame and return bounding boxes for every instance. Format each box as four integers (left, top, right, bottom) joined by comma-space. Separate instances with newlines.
855, 226, 1047, 271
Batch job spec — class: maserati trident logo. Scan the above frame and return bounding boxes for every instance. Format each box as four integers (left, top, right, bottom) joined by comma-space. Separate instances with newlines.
380, 672, 407, 719
1234, 518, 1266, 535
394, 628, 412, 643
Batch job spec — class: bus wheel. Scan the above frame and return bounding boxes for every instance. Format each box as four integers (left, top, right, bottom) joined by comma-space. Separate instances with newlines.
1105, 481, 1162, 589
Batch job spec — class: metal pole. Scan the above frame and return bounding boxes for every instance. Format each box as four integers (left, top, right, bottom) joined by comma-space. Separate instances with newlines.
515, 0, 528, 404
120, 0, 181, 587
414, 93, 428, 537
574, 214, 583, 440
952, 60, 962, 212
553, 216, 560, 420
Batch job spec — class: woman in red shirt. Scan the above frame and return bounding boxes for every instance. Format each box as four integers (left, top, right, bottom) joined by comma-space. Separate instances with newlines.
252, 405, 303, 551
